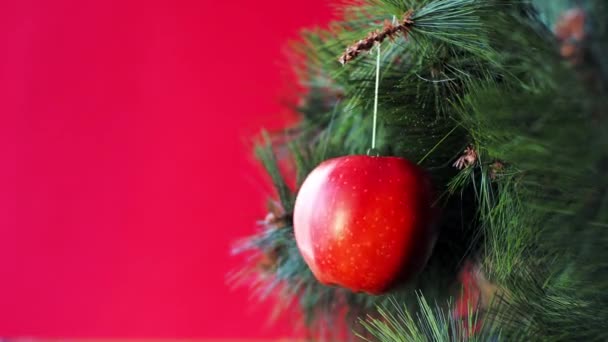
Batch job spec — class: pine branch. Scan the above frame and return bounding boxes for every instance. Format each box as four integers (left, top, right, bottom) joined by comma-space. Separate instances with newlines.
339, 10, 414, 65
255, 132, 294, 213
359, 294, 501, 342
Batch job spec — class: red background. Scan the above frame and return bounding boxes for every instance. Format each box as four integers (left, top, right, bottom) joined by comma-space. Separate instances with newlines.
1, 0, 331, 338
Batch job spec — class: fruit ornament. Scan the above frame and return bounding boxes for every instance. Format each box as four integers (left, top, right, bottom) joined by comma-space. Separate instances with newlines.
293, 155, 437, 294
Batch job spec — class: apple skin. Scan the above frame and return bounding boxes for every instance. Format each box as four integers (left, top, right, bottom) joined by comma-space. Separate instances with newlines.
293, 155, 437, 294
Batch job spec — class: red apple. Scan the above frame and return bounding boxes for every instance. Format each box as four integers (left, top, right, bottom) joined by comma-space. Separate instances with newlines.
293, 155, 437, 294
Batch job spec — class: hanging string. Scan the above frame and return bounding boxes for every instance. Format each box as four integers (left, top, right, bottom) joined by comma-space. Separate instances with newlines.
371, 44, 380, 150
368, 16, 393, 156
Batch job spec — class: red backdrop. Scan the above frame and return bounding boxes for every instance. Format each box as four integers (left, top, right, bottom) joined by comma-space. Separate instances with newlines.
1, 0, 331, 338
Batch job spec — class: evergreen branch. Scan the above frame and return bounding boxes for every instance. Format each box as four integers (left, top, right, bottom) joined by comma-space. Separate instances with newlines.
359, 294, 500, 342
339, 10, 414, 65
255, 132, 294, 213
338, 0, 502, 66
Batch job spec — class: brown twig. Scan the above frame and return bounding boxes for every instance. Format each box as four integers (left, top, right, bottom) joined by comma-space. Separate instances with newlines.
555, 8, 586, 65
489, 160, 505, 180
256, 201, 290, 273
261, 200, 289, 228
339, 10, 415, 65
453, 145, 478, 170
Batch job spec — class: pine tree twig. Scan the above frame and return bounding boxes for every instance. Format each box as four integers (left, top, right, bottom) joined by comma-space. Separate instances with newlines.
339, 10, 414, 65
489, 161, 505, 180
261, 200, 290, 228
453, 145, 478, 170
555, 8, 586, 64
256, 200, 290, 273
